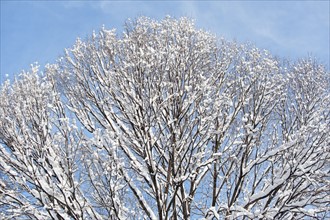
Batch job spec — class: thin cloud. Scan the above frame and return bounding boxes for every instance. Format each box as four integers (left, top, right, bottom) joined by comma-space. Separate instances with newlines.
179, 1, 328, 65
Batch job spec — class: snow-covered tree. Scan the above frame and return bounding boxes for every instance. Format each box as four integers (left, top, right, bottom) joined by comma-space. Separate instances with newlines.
1, 17, 329, 219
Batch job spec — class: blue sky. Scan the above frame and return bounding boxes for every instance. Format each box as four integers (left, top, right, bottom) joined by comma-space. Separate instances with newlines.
1, 1, 329, 84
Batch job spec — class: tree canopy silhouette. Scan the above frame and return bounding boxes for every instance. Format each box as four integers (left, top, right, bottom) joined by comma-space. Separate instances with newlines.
1, 17, 329, 219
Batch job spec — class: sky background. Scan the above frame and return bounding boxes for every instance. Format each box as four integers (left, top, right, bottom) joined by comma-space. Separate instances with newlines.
1, 1, 329, 84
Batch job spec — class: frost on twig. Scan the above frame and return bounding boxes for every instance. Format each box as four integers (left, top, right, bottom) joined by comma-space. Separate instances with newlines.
1, 17, 329, 219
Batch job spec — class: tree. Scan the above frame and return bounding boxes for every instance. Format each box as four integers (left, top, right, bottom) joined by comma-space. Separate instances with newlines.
1, 16, 329, 219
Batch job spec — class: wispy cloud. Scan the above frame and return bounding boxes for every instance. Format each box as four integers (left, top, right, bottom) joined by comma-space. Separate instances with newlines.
1, 0, 329, 79
174, 1, 329, 64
